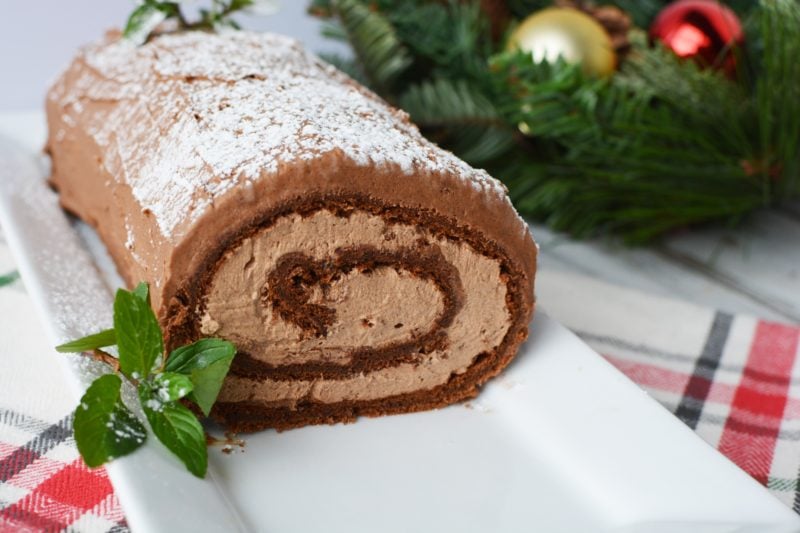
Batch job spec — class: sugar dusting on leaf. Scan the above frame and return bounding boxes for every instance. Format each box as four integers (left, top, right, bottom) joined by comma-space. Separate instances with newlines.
73, 374, 147, 467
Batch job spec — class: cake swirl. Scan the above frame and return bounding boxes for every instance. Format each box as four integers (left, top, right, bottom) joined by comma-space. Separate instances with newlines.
46, 30, 537, 431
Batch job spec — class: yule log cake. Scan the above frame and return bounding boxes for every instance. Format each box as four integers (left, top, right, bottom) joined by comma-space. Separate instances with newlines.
46, 30, 538, 431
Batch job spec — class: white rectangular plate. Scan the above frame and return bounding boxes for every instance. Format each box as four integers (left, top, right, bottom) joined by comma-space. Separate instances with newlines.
1, 111, 798, 533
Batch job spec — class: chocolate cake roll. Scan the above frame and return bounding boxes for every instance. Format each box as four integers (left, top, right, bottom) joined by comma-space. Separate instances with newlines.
46, 30, 537, 431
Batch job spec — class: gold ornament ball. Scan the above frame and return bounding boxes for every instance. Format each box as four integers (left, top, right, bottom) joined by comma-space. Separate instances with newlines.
508, 7, 616, 77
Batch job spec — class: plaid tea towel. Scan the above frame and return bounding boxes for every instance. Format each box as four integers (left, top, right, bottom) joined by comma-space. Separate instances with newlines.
0, 233, 128, 533
2, 231, 800, 531
540, 269, 800, 511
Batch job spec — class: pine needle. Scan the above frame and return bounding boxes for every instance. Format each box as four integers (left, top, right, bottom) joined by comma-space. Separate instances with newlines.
400, 78, 514, 164
331, 0, 412, 92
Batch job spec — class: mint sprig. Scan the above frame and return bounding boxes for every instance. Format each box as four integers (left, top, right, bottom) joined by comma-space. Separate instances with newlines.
123, 0, 279, 45
57, 282, 236, 478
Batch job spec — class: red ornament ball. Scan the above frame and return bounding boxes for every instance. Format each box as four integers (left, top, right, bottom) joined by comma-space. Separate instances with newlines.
650, 0, 743, 74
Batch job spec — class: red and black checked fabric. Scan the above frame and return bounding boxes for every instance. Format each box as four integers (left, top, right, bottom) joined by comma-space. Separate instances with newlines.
0, 410, 128, 533
0, 233, 129, 533
542, 269, 800, 512
586, 317, 800, 509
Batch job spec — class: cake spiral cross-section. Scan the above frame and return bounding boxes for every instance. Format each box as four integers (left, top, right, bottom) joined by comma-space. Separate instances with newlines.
46, 30, 538, 431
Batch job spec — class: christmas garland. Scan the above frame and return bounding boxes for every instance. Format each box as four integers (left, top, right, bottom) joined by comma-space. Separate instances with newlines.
309, 0, 800, 242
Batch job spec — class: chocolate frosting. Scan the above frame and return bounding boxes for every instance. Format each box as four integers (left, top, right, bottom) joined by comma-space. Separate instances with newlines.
46, 30, 538, 431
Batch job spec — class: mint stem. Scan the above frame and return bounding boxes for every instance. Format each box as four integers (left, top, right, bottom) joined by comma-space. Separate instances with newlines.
91, 348, 121, 374
176, 7, 190, 28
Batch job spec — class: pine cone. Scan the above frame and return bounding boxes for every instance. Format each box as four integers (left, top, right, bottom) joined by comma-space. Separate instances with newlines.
554, 0, 632, 59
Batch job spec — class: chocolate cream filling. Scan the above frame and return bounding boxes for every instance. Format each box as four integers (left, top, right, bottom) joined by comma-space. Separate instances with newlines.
200, 210, 511, 407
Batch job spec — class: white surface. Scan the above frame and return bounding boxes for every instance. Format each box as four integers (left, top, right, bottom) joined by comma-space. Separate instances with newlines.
534, 218, 800, 324
659, 212, 800, 322
1, 111, 799, 533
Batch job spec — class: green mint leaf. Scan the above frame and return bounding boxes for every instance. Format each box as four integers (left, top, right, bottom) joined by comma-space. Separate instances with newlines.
0, 270, 19, 287
74, 374, 147, 467
114, 287, 163, 379
165, 338, 236, 416
148, 372, 194, 402
165, 338, 236, 374
56, 329, 116, 353
229, 0, 255, 10
132, 281, 150, 304
139, 385, 207, 477
123, 3, 168, 45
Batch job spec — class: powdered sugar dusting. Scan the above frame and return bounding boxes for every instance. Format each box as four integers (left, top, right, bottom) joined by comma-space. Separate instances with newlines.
51, 31, 524, 239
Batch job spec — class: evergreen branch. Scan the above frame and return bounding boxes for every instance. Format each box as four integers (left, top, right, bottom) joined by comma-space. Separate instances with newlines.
598, 0, 663, 28
505, 0, 550, 20
400, 78, 506, 128
318, 52, 370, 86
331, 0, 412, 92
319, 20, 349, 42
489, 49, 767, 241
312, 0, 799, 243
756, 0, 800, 198
400, 78, 514, 164
617, 32, 752, 155
384, 1, 493, 80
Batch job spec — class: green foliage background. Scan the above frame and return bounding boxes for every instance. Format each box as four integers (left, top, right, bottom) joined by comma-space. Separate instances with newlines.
310, 0, 800, 242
